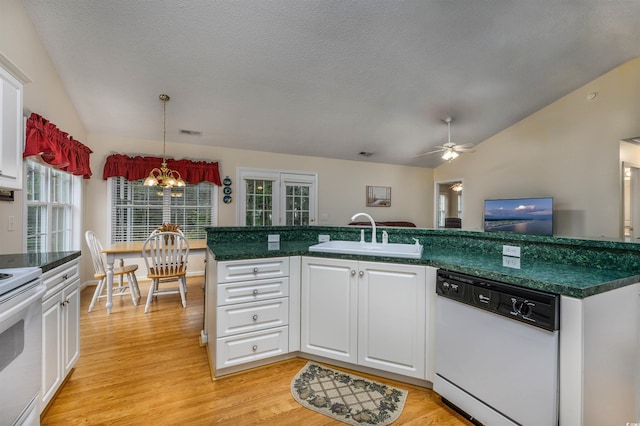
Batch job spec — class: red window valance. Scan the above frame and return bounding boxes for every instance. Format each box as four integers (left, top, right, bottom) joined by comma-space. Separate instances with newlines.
23, 113, 93, 179
102, 153, 222, 186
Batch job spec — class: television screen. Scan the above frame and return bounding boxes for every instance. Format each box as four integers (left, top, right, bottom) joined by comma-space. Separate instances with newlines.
484, 197, 553, 236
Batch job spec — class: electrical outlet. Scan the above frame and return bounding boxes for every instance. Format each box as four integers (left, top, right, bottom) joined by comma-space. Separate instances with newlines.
502, 245, 521, 257
7, 216, 15, 232
318, 234, 330, 242
267, 242, 280, 251
502, 256, 521, 269
268, 234, 280, 243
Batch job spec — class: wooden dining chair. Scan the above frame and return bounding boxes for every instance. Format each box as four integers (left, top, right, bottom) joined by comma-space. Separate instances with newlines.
142, 231, 190, 313
85, 230, 141, 312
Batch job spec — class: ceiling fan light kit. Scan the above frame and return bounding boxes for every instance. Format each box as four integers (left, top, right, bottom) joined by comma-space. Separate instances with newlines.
417, 116, 473, 162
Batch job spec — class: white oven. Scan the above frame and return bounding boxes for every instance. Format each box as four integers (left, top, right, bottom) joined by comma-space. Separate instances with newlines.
0, 267, 44, 426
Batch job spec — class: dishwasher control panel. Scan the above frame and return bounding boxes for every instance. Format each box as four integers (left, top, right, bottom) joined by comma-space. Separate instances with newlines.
436, 269, 559, 331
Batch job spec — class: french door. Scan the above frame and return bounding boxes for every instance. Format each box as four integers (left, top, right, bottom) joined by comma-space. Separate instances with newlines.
238, 168, 317, 226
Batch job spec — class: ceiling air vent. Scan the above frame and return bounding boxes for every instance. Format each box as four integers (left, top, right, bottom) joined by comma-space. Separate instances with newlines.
179, 129, 202, 136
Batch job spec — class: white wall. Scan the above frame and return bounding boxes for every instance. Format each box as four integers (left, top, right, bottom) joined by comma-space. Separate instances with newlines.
0, 0, 86, 255
435, 57, 640, 238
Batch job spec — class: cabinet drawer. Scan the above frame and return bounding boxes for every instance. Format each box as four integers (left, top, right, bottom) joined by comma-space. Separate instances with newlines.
217, 257, 289, 283
217, 297, 289, 337
217, 277, 289, 306
42, 259, 80, 297
216, 326, 288, 370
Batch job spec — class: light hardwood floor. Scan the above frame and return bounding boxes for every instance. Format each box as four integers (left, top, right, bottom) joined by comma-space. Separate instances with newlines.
41, 276, 470, 425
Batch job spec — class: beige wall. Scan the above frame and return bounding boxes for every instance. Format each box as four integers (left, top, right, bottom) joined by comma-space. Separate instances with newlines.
0, 0, 86, 255
86, 134, 433, 236
435, 57, 640, 238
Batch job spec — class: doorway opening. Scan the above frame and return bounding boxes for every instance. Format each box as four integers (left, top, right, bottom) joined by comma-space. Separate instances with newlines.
435, 180, 463, 229
622, 162, 640, 239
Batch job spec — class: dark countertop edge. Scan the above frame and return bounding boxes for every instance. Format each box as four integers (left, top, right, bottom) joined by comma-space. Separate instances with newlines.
40, 251, 82, 273
0, 251, 81, 273
208, 245, 639, 298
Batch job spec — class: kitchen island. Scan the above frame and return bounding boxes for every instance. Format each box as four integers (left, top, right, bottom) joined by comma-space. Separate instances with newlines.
205, 226, 640, 426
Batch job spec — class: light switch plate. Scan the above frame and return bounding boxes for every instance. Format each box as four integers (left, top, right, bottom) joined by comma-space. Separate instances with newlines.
502, 245, 521, 257
268, 234, 280, 243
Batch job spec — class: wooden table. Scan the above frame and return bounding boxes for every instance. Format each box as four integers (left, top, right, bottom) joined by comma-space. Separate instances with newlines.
101, 239, 207, 314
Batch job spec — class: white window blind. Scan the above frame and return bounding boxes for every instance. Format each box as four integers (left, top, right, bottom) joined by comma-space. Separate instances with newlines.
110, 177, 217, 243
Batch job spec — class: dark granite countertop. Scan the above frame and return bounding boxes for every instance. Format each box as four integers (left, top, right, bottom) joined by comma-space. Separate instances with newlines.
0, 251, 81, 273
207, 240, 640, 298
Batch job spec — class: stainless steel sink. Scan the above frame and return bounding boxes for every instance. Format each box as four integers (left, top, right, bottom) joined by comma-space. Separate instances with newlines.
308, 240, 424, 259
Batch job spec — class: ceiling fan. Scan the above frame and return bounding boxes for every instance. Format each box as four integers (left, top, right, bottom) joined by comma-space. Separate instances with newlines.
417, 117, 474, 161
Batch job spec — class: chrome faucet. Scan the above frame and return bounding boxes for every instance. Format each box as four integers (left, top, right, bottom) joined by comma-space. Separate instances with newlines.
351, 212, 377, 244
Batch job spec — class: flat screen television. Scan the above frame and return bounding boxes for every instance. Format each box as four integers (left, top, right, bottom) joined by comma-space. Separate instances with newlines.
484, 197, 553, 236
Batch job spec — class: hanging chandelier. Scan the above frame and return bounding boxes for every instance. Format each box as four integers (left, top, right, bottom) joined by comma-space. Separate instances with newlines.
144, 94, 185, 188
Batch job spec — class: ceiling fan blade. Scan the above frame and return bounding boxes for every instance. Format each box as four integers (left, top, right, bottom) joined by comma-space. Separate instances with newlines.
415, 149, 444, 157
454, 146, 475, 152
454, 143, 474, 149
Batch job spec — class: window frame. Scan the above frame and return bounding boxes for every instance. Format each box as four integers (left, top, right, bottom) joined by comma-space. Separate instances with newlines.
24, 159, 82, 253
107, 177, 218, 243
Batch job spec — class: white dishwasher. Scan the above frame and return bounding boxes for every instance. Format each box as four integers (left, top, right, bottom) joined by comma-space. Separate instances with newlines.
434, 269, 560, 426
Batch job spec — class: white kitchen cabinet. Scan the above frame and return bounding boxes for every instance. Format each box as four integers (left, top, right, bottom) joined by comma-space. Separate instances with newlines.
358, 261, 427, 378
0, 64, 24, 190
301, 256, 431, 380
41, 258, 80, 412
301, 257, 358, 363
206, 255, 300, 376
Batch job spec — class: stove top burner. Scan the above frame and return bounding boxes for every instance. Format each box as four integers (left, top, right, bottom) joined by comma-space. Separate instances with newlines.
0, 267, 42, 298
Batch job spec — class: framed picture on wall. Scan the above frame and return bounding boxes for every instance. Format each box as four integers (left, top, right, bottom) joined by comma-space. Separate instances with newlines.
366, 186, 391, 207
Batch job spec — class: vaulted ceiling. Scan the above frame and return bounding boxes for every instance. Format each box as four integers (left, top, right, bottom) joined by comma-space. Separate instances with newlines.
22, 0, 640, 167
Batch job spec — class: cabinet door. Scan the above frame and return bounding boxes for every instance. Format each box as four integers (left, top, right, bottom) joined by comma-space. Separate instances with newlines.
358, 262, 427, 379
0, 66, 23, 190
63, 280, 80, 374
301, 257, 358, 363
41, 292, 62, 409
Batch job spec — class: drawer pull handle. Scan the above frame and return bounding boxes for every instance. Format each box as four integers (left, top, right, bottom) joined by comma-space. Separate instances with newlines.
252, 289, 259, 296
63, 274, 68, 280
252, 345, 258, 351
351, 269, 356, 276
253, 267, 259, 273
252, 314, 258, 321
359, 270, 364, 277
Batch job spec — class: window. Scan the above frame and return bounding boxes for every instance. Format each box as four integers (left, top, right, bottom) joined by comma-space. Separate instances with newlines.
438, 193, 447, 228
109, 177, 218, 243
25, 160, 81, 252
238, 168, 317, 226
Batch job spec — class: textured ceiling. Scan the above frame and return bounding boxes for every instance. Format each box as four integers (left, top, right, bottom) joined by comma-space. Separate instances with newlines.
21, 0, 640, 168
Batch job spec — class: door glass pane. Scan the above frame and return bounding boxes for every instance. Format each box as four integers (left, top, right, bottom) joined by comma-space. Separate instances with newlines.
284, 183, 311, 226
245, 179, 274, 226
